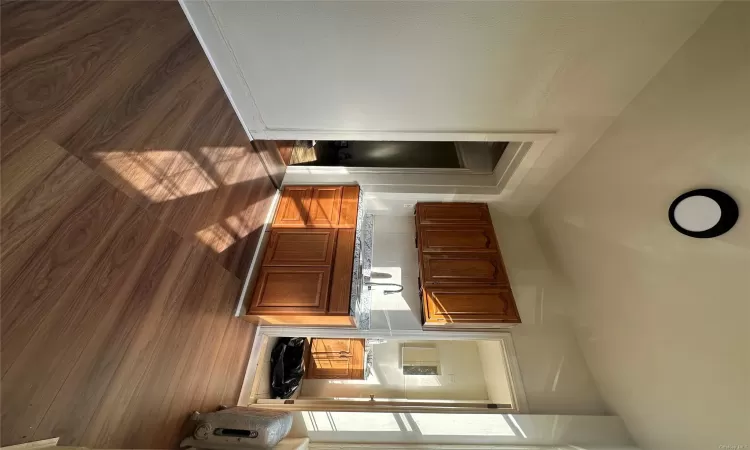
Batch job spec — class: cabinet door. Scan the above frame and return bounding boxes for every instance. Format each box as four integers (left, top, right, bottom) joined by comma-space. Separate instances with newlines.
328, 228, 356, 314
273, 186, 312, 227
249, 266, 331, 314
307, 186, 343, 227
416, 202, 490, 226
263, 229, 337, 266
338, 185, 360, 228
422, 285, 520, 325
421, 252, 507, 285
306, 338, 365, 379
419, 225, 498, 253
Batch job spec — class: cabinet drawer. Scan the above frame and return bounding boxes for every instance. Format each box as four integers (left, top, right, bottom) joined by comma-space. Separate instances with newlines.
419, 225, 498, 252
421, 252, 507, 285
422, 285, 520, 325
416, 203, 490, 226
263, 229, 337, 266
249, 266, 331, 314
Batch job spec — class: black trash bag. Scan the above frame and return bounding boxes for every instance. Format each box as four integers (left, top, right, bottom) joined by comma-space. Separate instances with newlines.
270, 337, 306, 399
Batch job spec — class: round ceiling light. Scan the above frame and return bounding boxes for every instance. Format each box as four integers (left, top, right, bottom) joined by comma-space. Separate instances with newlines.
668, 189, 739, 238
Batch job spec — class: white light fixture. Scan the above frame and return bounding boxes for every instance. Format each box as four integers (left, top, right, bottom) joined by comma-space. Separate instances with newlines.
669, 189, 739, 238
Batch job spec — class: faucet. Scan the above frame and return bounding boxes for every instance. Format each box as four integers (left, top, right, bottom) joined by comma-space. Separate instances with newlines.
364, 281, 404, 295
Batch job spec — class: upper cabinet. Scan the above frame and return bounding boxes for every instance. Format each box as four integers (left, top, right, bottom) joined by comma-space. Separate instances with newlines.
418, 225, 498, 253
420, 252, 507, 285
416, 202, 521, 329
416, 202, 491, 226
272, 185, 358, 228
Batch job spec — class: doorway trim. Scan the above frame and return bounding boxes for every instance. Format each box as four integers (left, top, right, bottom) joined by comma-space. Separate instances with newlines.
281, 135, 554, 203
238, 327, 529, 414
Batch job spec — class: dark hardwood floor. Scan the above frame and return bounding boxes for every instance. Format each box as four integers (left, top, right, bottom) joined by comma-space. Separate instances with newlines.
1, 1, 283, 448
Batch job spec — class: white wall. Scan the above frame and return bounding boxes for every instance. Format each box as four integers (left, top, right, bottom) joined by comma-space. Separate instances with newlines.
301, 340, 489, 401
477, 340, 513, 406
292, 412, 634, 447
368, 215, 423, 333
183, 0, 717, 214
488, 208, 609, 415
534, 4, 750, 450
366, 210, 607, 414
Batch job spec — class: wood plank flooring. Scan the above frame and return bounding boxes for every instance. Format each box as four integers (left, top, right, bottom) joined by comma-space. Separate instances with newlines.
1, 2, 282, 448
1, 0, 284, 279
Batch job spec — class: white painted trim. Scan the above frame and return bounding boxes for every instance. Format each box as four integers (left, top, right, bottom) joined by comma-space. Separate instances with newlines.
237, 327, 265, 405
286, 167, 476, 176
257, 327, 511, 340
234, 189, 281, 316
281, 135, 554, 214
260, 130, 554, 143
0, 439, 59, 450
496, 139, 553, 202
245, 327, 528, 413
498, 335, 529, 413
178, 0, 265, 138
252, 399, 514, 413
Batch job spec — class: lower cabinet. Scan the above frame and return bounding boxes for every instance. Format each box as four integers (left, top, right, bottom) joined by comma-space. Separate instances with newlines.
420, 252, 506, 285
416, 202, 521, 329
245, 185, 360, 327
305, 338, 365, 380
422, 285, 520, 328
249, 266, 331, 314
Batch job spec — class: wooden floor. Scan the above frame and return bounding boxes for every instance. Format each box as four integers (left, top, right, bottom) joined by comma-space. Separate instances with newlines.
1, 2, 283, 448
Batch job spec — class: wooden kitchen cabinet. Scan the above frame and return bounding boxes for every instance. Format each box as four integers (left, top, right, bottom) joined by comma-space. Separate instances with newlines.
418, 225, 498, 253
422, 285, 520, 328
263, 229, 337, 266
272, 185, 356, 228
416, 202, 491, 226
246, 184, 361, 327
249, 266, 331, 314
421, 252, 507, 285
308, 186, 343, 227
338, 185, 360, 228
306, 338, 365, 380
415, 202, 520, 329
273, 186, 312, 227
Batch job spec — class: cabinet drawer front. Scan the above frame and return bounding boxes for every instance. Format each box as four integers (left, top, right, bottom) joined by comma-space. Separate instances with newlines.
307, 338, 365, 379
263, 229, 337, 266
416, 203, 490, 226
419, 226, 498, 252
250, 266, 330, 313
423, 285, 520, 324
308, 186, 343, 227
273, 186, 312, 227
421, 252, 507, 284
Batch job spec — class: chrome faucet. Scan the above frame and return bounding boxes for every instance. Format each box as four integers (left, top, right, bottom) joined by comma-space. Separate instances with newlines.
364, 281, 404, 295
